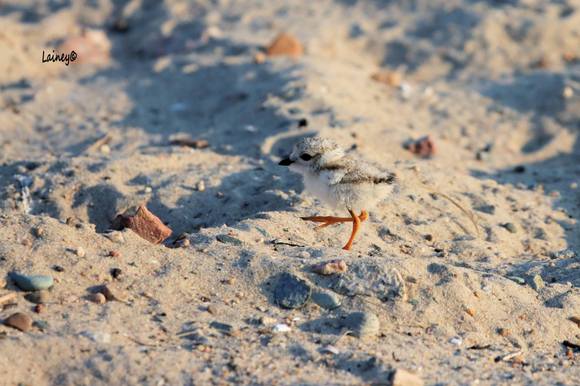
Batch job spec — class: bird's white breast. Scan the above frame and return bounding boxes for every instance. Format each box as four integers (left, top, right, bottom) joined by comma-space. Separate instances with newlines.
302, 170, 340, 208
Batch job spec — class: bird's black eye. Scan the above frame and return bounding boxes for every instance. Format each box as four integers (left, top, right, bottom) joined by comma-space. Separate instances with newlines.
300, 153, 313, 161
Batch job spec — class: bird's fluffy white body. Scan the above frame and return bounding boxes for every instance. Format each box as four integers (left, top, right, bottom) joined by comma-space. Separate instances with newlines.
283, 137, 396, 213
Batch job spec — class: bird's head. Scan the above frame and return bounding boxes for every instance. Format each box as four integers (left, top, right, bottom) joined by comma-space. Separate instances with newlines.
279, 137, 344, 173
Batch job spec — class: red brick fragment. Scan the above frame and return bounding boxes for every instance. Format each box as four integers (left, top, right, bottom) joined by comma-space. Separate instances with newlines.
266, 33, 303, 58
116, 205, 172, 244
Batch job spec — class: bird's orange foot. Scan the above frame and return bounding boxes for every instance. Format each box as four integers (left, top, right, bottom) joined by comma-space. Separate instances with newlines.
301, 215, 353, 229
342, 210, 368, 251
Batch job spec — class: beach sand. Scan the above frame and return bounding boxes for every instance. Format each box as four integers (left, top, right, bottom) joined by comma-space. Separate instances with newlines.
0, 0, 579, 384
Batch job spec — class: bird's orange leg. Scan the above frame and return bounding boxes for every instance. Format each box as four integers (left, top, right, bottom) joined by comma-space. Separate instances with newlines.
302, 211, 368, 229
342, 209, 368, 250
301, 215, 353, 229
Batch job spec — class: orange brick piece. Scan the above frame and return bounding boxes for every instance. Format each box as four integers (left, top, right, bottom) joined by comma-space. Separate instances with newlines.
118, 205, 172, 244
266, 33, 303, 58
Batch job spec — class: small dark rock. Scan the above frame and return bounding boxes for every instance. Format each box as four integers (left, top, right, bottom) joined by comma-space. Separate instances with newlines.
298, 118, 308, 127
52, 265, 65, 272
474, 204, 496, 215
110, 268, 123, 280
25, 291, 49, 304
210, 321, 234, 334
273, 273, 311, 309
216, 234, 243, 246
500, 222, 517, 233
513, 165, 526, 173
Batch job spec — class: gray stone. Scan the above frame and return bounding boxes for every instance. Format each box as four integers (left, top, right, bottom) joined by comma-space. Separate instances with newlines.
501, 222, 517, 233
25, 291, 50, 304
333, 262, 406, 302
273, 273, 311, 309
9, 272, 53, 291
341, 311, 380, 338
216, 234, 243, 246
312, 290, 341, 310
475, 204, 495, 215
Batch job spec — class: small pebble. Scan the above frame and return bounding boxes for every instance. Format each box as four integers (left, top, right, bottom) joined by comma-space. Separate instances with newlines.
33, 320, 49, 330
529, 274, 545, 291
465, 308, 476, 317
34, 304, 46, 314
4, 312, 33, 332
110, 268, 123, 280
501, 222, 517, 233
562, 86, 574, 99
498, 327, 510, 337
24, 291, 49, 304
260, 316, 277, 326
342, 311, 380, 339
216, 234, 243, 246
273, 273, 311, 309
312, 291, 341, 310
75, 247, 86, 257
52, 265, 65, 272
88, 293, 106, 304
266, 33, 303, 58
475, 204, 496, 215
109, 250, 121, 258
449, 336, 462, 346
320, 345, 340, 355
196, 181, 206, 192
312, 260, 347, 275
272, 323, 291, 333
9, 272, 54, 291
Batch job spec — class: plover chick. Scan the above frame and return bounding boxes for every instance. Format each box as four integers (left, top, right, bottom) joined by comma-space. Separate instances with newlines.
279, 136, 396, 250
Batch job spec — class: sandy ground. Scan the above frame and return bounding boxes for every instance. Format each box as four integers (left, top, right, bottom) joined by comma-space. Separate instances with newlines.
0, 0, 579, 385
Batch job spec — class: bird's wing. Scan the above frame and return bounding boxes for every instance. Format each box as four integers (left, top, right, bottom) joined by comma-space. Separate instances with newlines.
339, 161, 397, 185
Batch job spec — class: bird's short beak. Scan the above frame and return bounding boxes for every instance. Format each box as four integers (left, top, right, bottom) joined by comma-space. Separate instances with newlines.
278, 157, 294, 166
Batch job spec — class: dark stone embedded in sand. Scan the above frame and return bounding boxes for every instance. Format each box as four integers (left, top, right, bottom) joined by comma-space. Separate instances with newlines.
216, 234, 243, 246
115, 204, 172, 244
4, 312, 33, 332
501, 222, 517, 233
25, 291, 49, 304
474, 204, 496, 215
274, 273, 311, 309
9, 272, 54, 291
